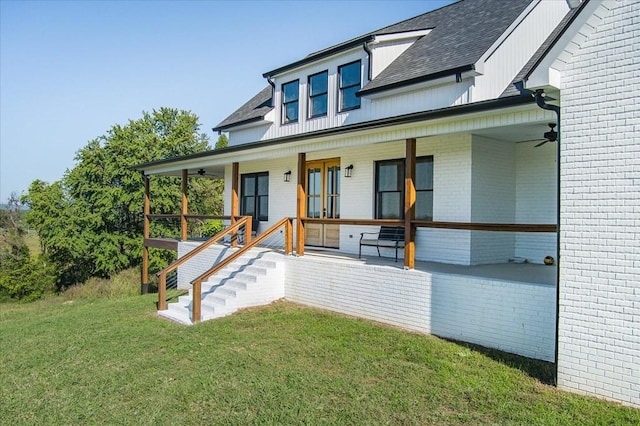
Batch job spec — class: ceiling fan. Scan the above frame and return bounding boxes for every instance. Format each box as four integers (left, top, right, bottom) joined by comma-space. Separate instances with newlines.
188, 168, 217, 177
518, 123, 557, 147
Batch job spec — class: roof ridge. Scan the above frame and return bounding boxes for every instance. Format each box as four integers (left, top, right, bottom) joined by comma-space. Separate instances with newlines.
373, 0, 462, 34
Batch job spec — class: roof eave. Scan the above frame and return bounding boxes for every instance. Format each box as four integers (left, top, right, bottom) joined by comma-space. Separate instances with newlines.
132, 94, 535, 172
358, 64, 475, 97
213, 115, 271, 133
263, 35, 374, 78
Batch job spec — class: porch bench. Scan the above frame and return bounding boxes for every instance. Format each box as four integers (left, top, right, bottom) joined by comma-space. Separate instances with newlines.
359, 226, 405, 262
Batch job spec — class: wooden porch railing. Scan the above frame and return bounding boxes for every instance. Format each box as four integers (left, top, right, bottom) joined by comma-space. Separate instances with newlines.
155, 216, 252, 312
189, 217, 293, 324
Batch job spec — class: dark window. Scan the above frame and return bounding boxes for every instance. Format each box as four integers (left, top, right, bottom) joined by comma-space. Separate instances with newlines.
282, 80, 299, 123
375, 156, 433, 220
308, 71, 328, 118
241, 172, 269, 222
338, 61, 361, 111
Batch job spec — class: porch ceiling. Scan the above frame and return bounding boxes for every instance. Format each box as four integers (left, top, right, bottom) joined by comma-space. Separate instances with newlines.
472, 122, 555, 144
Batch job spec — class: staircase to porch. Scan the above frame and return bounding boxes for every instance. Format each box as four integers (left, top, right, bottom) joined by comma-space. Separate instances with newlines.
158, 251, 285, 325
156, 216, 294, 325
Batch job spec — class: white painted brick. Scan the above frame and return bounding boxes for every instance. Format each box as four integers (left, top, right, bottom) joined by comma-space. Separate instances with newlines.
285, 255, 556, 361
558, 1, 640, 407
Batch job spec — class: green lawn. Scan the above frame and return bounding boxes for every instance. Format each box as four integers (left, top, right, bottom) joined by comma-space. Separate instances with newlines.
1, 296, 637, 425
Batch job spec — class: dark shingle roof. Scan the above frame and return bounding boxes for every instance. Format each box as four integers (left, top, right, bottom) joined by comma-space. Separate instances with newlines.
216, 0, 535, 130
359, 0, 533, 95
213, 86, 273, 131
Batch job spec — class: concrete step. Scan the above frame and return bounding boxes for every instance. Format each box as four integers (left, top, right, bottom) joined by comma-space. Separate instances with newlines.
160, 250, 285, 325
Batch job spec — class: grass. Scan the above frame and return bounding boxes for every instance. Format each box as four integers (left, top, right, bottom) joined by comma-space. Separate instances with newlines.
1, 296, 637, 425
23, 230, 41, 257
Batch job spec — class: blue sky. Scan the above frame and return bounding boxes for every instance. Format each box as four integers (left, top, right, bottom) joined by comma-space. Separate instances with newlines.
0, 0, 453, 201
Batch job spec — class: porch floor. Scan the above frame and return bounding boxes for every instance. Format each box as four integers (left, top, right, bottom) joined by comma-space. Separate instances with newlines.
303, 248, 557, 286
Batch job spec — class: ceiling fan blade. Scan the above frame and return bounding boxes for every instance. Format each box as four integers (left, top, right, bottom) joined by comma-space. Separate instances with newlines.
534, 140, 548, 147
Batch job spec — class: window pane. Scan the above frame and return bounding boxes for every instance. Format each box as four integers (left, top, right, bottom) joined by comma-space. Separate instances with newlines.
307, 195, 320, 218
257, 174, 269, 196
341, 86, 360, 110
243, 176, 255, 195
379, 192, 401, 219
258, 196, 269, 220
340, 62, 360, 87
284, 101, 298, 122
310, 94, 327, 117
242, 196, 255, 217
283, 81, 298, 102
416, 191, 433, 220
378, 162, 400, 191
416, 158, 433, 190
309, 72, 327, 96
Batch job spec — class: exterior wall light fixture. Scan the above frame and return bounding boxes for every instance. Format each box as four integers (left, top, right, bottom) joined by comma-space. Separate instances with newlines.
284, 170, 292, 182
344, 164, 354, 178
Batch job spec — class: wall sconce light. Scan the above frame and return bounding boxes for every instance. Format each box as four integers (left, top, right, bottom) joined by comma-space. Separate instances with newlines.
344, 164, 354, 178
284, 170, 292, 182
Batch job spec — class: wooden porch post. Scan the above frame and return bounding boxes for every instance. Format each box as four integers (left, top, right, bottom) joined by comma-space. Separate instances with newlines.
231, 162, 239, 248
404, 138, 416, 269
181, 169, 188, 241
296, 152, 306, 256
141, 173, 150, 294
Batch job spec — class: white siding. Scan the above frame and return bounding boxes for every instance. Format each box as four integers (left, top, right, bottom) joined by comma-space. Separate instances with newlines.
472, 0, 570, 101
558, 1, 640, 408
369, 38, 417, 79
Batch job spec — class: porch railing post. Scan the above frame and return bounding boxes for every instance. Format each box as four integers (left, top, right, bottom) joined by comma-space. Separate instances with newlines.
285, 218, 293, 254
158, 272, 167, 310
141, 173, 150, 294
231, 162, 239, 248
192, 279, 201, 324
296, 153, 306, 256
181, 169, 188, 241
404, 138, 416, 269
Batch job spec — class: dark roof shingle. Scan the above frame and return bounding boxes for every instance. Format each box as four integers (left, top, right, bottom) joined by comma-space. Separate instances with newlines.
360, 0, 533, 95
213, 86, 273, 131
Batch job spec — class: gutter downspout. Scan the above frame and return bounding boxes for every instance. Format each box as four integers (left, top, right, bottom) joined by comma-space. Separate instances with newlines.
266, 76, 276, 108
535, 89, 561, 386
363, 41, 373, 81
517, 82, 561, 384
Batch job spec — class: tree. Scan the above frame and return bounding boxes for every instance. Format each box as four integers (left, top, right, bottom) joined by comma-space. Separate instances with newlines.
0, 193, 55, 300
23, 108, 219, 288
214, 133, 228, 149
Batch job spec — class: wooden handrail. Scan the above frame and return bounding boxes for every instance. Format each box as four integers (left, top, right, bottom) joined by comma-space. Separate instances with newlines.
301, 217, 556, 232
147, 214, 236, 220
190, 217, 293, 324
156, 216, 252, 311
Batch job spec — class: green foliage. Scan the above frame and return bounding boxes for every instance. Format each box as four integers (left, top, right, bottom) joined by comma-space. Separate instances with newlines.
22, 108, 221, 288
201, 219, 224, 237
0, 193, 55, 301
214, 133, 228, 149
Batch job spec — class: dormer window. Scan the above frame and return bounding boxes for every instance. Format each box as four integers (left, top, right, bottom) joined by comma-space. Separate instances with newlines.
308, 71, 328, 118
338, 60, 361, 111
282, 80, 299, 124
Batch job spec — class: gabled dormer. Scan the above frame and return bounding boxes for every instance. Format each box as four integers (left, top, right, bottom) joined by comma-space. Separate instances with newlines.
215, 0, 571, 146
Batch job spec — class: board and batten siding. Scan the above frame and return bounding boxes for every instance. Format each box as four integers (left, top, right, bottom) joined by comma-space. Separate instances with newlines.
558, 0, 640, 408
472, 0, 570, 101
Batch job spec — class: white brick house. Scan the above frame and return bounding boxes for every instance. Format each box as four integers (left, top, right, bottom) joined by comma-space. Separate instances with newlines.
135, 0, 639, 407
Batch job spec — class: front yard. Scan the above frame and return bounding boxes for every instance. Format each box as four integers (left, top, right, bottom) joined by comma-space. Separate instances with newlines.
1, 295, 637, 424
